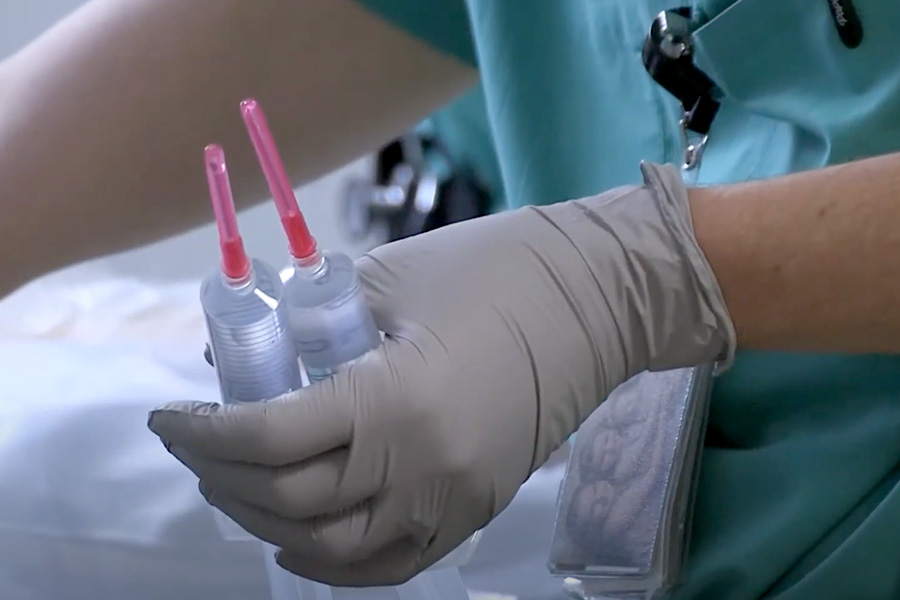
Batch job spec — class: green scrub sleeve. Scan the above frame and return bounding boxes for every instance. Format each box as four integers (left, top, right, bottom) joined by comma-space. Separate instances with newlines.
351, 0, 478, 67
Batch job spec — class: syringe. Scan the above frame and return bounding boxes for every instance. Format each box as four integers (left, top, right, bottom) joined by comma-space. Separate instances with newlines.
240, 99, 381, 382
236, 99, 480, 598
200, 144, 304, 403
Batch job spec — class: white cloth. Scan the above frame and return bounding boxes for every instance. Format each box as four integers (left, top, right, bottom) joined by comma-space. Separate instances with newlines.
0, 274, 567, 600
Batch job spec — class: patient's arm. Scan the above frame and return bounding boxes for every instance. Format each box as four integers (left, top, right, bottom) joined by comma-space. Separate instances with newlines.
0, 0, 476, 296
691, 151, 900, 355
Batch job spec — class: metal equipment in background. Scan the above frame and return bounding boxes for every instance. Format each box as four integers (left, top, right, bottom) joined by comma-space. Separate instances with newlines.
341, 132, 492, 244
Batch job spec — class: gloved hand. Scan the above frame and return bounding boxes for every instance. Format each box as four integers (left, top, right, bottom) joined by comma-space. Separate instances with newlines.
147, 162, 734, 586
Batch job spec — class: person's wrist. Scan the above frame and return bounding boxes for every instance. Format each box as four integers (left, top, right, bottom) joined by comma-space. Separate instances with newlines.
638, 163, 736, 372
549, 162, 734, 378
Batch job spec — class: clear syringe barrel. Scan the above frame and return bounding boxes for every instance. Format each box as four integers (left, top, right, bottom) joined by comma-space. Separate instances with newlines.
283, 251, 381, 383
202, 258, 304, 403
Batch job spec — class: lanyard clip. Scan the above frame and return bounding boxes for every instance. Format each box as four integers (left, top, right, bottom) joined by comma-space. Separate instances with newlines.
680, 100, 709, 172
643, 8, 721, 172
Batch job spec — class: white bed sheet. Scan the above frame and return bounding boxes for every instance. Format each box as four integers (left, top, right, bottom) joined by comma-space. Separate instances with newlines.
0, 274, 567, 600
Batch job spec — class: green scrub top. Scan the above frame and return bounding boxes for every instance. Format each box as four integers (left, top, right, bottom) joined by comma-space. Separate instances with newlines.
354, 1, 900, 599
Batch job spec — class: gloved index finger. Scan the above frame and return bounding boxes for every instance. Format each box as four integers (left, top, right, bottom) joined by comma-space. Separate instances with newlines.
147, 379, 354, 466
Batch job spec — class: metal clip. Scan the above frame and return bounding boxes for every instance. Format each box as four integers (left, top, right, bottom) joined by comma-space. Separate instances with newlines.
679, 102, 709, 172
643, 8, 722, 178
340, 163, 416, 241
680, 115, 707, 185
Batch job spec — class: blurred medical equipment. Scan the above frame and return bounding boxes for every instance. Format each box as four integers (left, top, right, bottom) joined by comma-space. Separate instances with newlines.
340, 131, 491, 243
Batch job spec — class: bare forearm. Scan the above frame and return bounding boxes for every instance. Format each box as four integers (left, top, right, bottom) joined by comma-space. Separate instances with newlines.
691, 152, 900, 354
0, 0, 475, 295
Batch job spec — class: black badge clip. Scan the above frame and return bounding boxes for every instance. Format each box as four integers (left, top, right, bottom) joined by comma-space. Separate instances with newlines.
643, 8, 723, 171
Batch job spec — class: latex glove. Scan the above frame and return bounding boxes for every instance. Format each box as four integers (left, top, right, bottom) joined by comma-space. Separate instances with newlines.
148, 162, 734, 586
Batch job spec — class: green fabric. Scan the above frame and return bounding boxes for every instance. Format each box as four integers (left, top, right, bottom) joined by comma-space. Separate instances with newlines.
426, 84, 506, 212
353, 1, 900, 598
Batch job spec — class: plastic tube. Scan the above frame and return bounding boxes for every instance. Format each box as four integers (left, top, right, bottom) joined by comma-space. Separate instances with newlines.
206, 145, 252, 281
240, 99, 380, 381
200, 143, 302, 404
240, 99, 318, 262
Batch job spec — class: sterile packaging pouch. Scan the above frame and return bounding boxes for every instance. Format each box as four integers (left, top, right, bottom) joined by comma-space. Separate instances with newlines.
548, 365, 714, 600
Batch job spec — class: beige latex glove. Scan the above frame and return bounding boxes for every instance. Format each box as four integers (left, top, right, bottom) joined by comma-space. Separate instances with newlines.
147, 163, 735, 586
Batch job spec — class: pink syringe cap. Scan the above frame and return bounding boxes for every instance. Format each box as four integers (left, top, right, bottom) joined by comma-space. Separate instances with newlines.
205, 144, 251, 280
240, 98, 318, 262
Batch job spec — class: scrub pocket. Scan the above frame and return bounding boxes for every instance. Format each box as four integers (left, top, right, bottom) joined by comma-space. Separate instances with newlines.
690, 0, 900, 176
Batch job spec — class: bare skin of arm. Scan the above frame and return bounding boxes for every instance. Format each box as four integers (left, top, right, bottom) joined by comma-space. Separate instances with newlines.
691, 151, 900, 355
0, 0, 476, 296
3, 3, 900, 359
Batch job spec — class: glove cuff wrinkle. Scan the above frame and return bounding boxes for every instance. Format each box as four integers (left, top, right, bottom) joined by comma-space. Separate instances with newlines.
639, 162, 737, 372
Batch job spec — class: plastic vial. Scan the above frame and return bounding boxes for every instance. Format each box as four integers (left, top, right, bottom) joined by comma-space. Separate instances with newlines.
200, 144, 303, 404
282, 251, 381, 382
201, 258, 303, 402
240, 98, 380, 380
